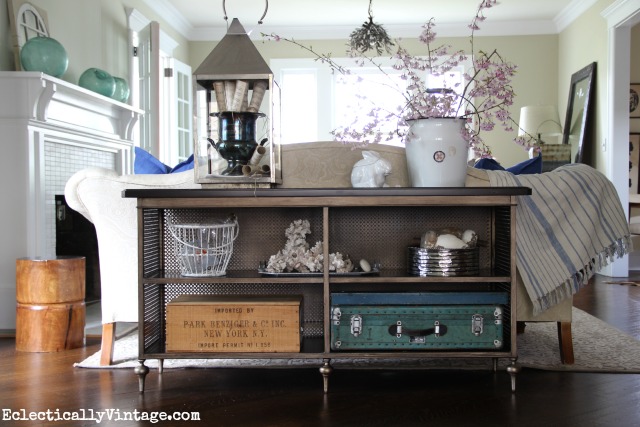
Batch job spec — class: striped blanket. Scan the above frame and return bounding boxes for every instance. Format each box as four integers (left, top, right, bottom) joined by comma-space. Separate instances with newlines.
486, 163, 631, 315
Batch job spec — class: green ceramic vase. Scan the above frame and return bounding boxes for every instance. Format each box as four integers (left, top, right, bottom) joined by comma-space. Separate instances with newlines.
20, 36, 69, 78
112, 77, 130, 103
79, 68, 116, 98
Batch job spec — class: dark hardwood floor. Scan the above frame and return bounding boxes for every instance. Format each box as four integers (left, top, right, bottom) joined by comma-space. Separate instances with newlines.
1, 274, 639, 427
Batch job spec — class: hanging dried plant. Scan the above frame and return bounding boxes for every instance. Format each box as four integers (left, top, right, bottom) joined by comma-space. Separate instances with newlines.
349, 0, 395, 55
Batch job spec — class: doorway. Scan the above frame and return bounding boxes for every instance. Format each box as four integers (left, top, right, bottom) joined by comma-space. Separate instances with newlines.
604, 0, 640, 276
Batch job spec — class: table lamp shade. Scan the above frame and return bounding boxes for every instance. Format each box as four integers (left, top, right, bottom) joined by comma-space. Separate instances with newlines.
518, 105, 562, 139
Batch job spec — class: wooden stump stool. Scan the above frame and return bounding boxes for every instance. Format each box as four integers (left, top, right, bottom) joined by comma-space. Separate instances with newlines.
15, 256, 86, 352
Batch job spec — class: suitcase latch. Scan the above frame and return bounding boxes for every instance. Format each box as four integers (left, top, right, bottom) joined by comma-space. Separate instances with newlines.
332, 307, 342, 325
472, 314, 484, 336
350, 314, 363, 337
494, 307, 503, 325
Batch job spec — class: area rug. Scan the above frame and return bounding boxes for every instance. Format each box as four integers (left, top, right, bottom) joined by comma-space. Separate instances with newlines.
604, 280, 640, 286
75, 308, 640, 373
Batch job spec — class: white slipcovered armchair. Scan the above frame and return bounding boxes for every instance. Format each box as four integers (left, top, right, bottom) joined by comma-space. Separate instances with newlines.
65, 142, 574, 365
64, 168, 199, 365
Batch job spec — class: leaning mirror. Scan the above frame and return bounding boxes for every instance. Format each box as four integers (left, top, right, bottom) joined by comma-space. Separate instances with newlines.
7, 0, 50, 71
562, 62, 596, 164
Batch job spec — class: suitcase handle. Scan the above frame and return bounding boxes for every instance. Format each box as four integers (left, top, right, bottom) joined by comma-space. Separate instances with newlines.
388, 320, 448, 338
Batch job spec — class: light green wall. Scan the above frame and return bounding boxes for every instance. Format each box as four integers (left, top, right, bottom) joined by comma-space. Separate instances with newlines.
30, 0, 102, 83
558, 0, 615, 174
192, 33, 559, 166
0, 0, 11, 70
471, 35, 559, 164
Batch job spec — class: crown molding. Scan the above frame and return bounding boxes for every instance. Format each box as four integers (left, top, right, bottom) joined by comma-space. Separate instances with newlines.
127, 8, 149, 32
601, 0, 640, 28
146, 0, 585, 42
188, 20, 560, 42
142, 0, 192, 38
554, 0, 600, 32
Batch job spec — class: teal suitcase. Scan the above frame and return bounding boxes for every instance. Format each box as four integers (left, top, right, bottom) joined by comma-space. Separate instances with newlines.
330, 293, 506, 351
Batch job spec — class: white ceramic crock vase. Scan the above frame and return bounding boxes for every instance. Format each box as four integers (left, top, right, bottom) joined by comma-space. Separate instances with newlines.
404, 117, 469, 187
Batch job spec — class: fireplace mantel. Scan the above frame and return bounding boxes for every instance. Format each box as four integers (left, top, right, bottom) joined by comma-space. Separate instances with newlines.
0, 72, 143, 330
0, 71, 141, 154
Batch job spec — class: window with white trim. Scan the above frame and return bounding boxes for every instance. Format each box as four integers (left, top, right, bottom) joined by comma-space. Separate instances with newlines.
271, 58, 469, 145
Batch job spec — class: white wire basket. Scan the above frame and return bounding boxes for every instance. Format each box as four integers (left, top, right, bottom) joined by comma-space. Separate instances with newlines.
169, 217, 239, 277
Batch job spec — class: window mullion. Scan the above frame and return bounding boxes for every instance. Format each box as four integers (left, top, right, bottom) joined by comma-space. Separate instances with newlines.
317, 67, 334, 141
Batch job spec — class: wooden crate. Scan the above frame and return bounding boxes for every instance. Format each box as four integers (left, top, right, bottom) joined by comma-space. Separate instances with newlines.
166, 295, 302, 352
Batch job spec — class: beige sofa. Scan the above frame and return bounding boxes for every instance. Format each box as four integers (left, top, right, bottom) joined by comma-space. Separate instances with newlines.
65, 141, 573, 365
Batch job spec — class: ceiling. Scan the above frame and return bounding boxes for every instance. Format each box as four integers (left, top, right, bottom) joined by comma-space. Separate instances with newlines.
147, 0, 597, 41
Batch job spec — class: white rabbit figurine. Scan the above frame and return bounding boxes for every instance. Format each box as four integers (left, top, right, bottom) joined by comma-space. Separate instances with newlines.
351, 151, 392, 188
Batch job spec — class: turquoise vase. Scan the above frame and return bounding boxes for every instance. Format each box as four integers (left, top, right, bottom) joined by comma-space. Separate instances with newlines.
79, 68, 116, 98
20, 36, 69, 78
112, 77, 130, 103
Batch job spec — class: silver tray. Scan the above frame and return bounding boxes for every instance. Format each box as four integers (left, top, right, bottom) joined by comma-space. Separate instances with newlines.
258, 268, 380, 277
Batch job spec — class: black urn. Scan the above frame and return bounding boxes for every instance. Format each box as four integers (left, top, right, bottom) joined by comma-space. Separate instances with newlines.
208, 111, 265, 175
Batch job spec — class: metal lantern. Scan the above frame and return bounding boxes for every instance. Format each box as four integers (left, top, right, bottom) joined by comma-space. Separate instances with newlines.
192, 18, 281, 186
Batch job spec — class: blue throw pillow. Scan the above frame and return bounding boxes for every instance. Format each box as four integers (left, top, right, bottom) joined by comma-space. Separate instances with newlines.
474, 154, 542, 175
134, 147, 170, 174
473, 158, 504, 171
171, 154, 195, 173
134, 147, 194, 174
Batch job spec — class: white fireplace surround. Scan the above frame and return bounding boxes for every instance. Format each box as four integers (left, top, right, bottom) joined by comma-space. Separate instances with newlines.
0, 72, 142, 330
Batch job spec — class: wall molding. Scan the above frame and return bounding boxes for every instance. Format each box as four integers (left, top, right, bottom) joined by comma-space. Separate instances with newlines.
145, 0, 594, 41
127, 8, 179, 54
554, 0, 600, 32
602, 0, 640, 27
141, 0, 192, 37
189, 19, 561, 42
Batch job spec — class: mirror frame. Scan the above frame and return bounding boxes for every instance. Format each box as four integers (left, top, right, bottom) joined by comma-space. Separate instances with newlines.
562, 62, 596, 164
7, 0, 50, 71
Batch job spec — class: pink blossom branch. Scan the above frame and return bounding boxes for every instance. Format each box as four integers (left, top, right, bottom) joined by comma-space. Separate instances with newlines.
261, 0, 535, 158
261, 33, 352, 75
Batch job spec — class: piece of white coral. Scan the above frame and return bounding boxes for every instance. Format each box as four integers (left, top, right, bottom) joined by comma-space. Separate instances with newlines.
328, 252, 354, 273
284, 219, 312, 250
266, 220, 353, 273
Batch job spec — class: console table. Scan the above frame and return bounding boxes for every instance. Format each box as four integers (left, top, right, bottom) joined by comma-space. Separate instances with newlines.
124, 187, 531, 392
